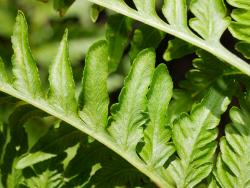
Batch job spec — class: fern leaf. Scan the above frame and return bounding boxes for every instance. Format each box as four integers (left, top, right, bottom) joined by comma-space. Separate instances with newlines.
86, 0, 250, 76
162, 0, 188, 30
215, 155, 236, 188
0, 58, 9, 83
227, 0, 250, 59
79, 40, 109, 130
11, 11, 42, 97
227, 0, 250, 9
164, 82, 231, 187
1, 12, 171, 187
108, 49, 155, 152
189, 0, 230, 41
166, 50, 233, 125
140, 64, 175, 168
22, 169, 64, 188
215, 92, 250, 188
49, 29, 77, 114
133, 0, 156, 16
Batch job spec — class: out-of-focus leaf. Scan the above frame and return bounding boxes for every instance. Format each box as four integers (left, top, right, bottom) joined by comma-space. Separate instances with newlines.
163, 38, 196, 61
235, 41, 250, 59
227, 2, 250, 59
53, 0, 75, 16
90, 4, 104, 22
106, 14, 133, 73
129, 25, 164, 61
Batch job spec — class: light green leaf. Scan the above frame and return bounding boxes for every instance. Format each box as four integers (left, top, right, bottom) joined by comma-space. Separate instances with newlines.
163, 38, 196, 61
108, 49, 155, 152
78, 0, 250, 76
79, 40, 109, 130
190, 0, 230, 41
11, 11, 42, 97
215, 155, 236, 188
229, 21, 250, 43
49, 29, 77, 114
162, 0, 188, 30
227, 5, 250, 59
140, 64, 175, 168
90, 4, 104, 22
165, 82, 231, 187
215, 93, 250, 188
133, 0, 156, 16
22, 169, 64, 188
16, 152, 56, 169
227, 0, 250, 9
106, 15, 132, 73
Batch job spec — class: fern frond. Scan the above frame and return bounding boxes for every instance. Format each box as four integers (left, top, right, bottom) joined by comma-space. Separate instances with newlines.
0, 11, 238, 188
164, 81, 231, 187
162, 0, 188, 30
227, 0, 250, 59
11, 11, 43, 98
86, 0, 250, 77
0, 12, 170, 187
108, 49, 155, 152
49, 29, 77, 114
215, 89, 250, 188
140, 64, 175, 168
189, 0, 230, 41
79, 40, 109, 130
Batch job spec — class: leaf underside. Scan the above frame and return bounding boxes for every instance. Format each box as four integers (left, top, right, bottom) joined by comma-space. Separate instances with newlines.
0, 7, 248, 188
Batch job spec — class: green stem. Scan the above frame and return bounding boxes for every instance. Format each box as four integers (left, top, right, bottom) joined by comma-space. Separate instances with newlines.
86, 0, 250, 77
0, 83, 171, 188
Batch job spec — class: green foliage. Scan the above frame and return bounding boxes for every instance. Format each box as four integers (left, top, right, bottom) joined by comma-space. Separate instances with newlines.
108, 49, 155, 152
86, 0, 250, 76
165, 81, 231, 187
79, 40, 109, 130
106, 14, 133, 73
227, 0, 250, 59
215, 88, 250, 188
53, 0, 75, 16
49, 29, 77, 114
1, 0, 250, 187
189, 0, 230, 41
12, 11, 43, 98
140, 64, 175, 168
129, 25, 164, 61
